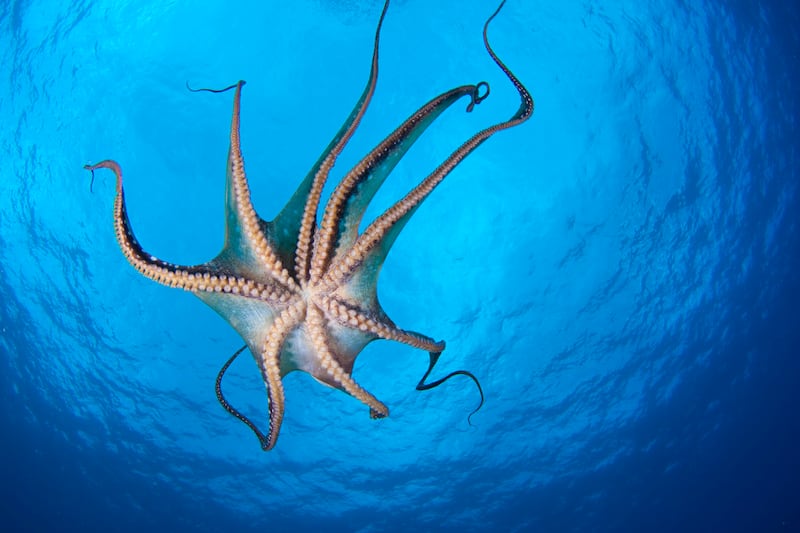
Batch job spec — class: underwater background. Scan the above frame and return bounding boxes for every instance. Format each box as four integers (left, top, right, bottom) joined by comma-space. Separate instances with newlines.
1, 0, 798, 531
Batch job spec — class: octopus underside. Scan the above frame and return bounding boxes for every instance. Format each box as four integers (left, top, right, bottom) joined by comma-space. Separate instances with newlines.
85, 0, 533, 450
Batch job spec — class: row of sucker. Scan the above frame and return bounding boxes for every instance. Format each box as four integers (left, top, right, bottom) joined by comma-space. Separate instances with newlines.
226, 81, 298, 291
306, 304, 390, 417
295, 0, 391, 284
317, 294, 445, 353
83, 160, 296, 304
258, 300, 307, 449
311, 84, 482, 284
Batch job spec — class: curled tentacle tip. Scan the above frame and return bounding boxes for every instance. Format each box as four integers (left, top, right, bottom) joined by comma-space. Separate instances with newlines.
466, 81, 491, 112
475, 81, 491, 103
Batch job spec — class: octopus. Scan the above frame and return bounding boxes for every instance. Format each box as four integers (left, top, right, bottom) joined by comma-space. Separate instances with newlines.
85, 0, 533, 450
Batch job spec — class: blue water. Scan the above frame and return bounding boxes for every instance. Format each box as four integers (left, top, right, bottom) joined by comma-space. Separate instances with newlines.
1, 0, 798, 531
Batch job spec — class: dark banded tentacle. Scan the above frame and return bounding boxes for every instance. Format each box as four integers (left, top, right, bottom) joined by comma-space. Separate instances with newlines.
416, 351, 485, 426
293, 0, 390, 285
309, 84, 487, 284
324, 1, 533, 288
216, 344, 273, 450
85, 160, 296, 303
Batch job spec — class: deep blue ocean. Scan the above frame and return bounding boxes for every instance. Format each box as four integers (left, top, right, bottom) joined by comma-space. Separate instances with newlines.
1, 0, 798, 531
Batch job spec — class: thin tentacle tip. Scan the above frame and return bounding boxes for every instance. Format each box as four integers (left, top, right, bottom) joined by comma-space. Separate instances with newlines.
466, 403, 483, 427
186, 81, 244, 94
84, 164, 96, 192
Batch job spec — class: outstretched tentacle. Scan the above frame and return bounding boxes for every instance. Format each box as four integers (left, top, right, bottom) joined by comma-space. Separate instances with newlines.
84, 161, 199, 289
310, 83, 490, 283
84, 162, 296, 301
292, 0, 391, 285
317, 294, 445, 353
325, 0, 533, 288
216, 344, 272, 450
221, 81, 297, 291
256, 301, 306, 450
186, 81, 300, 290
416, 351, 485, 426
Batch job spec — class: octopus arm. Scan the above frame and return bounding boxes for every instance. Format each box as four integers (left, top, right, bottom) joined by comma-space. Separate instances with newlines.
313, 84, 487, 277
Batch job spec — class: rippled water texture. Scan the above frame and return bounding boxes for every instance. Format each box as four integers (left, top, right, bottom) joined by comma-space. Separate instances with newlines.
1, 1, 798, 531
